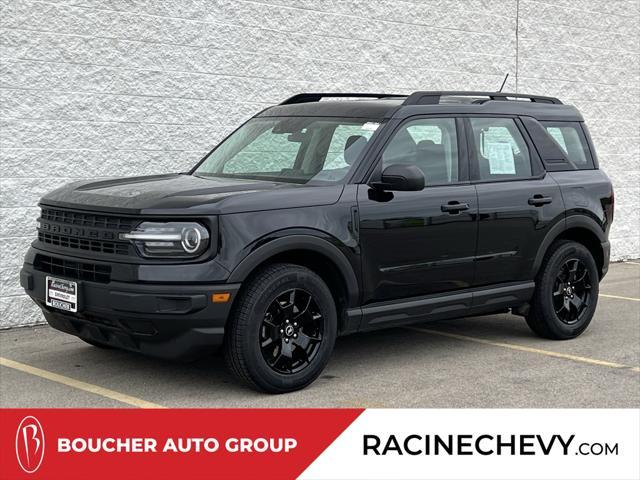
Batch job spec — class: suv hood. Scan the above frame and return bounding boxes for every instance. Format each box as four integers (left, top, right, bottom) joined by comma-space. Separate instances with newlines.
41, 174, 344, 215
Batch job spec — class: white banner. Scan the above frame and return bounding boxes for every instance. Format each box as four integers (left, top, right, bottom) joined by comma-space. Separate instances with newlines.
301, 409, 640, 480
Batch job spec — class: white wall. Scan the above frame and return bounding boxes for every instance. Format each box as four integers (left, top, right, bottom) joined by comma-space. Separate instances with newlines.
1, 0, 638, 328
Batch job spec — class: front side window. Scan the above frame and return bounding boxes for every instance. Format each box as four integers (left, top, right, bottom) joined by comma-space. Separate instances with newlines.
469, 117, 532, 180
542, 121, 593, 169
194, 117, 380, 184
382, 118, 459, 185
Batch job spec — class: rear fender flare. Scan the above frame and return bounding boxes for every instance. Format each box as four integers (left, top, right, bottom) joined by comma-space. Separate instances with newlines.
532, 214, 605, 277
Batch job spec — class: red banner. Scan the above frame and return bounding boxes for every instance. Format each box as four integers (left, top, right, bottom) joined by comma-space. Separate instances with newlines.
0, 409, 363, 480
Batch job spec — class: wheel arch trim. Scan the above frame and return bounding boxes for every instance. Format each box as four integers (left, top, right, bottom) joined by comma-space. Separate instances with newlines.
227, 234, 360, 306
532, 214, 606, 277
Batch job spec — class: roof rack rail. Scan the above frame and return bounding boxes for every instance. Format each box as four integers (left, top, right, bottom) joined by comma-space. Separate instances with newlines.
280, 93, 406, 105
403, 91, 562, 105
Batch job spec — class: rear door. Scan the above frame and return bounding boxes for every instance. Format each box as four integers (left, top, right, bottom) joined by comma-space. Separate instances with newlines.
466, 116, 565, 286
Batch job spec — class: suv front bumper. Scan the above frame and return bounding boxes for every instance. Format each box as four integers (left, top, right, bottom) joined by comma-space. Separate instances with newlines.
21, 254, 241, 361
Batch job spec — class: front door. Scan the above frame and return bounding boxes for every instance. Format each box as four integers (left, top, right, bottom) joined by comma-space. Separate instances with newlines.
357, 117, 478, 304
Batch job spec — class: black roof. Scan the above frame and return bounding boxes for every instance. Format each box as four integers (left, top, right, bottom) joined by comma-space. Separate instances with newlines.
258, 92, 583, 122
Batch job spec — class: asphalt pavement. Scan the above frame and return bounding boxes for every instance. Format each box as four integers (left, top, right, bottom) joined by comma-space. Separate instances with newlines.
1, 261, 638, 408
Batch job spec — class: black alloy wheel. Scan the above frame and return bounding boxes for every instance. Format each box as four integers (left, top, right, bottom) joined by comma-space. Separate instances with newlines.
526, 240, 599, 340
552, 258, 593, 325
224, 263, 337, 393
260, 288, 324, 374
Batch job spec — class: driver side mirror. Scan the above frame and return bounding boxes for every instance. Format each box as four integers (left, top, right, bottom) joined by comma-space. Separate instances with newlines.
372, 164, 425, 191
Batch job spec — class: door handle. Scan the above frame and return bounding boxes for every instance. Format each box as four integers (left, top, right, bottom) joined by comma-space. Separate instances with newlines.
441, 201, 470, 213
528, 195, 553, 206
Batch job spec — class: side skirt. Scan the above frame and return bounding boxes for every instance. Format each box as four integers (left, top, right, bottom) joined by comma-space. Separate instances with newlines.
347, 281, 535, 332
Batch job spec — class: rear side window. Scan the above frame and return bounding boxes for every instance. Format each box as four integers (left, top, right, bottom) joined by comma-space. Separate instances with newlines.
469, 118, 532, 181
541, 122, 593, 169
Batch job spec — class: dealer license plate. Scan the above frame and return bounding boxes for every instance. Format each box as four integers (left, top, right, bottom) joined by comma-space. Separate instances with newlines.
45, 276, 78, 313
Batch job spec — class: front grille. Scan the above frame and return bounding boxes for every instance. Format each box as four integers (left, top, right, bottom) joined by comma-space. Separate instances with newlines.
34, 254, 111, 283
37, 207, 136, 257
40, 208, 135, 231
38, 232, 129, 256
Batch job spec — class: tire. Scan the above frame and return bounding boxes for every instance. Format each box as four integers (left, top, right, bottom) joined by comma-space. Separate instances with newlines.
224, 263, 337, 393
526, 240, 599, 340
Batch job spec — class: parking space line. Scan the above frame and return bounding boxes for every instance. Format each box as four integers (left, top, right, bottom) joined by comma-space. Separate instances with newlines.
622, 261, 640, 265
405, 328, 640, 372
600, 294, 640, 302
0, 357, 166, 409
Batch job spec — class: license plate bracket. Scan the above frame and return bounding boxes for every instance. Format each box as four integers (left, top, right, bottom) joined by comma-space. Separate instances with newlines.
45, 276, 78, 313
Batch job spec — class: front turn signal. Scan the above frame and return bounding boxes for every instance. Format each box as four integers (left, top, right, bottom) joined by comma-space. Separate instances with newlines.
212, 293, 231, 303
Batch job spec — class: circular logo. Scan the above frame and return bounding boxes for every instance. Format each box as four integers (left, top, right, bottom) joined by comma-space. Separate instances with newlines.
16, 416, 45, 474
285, 325, 295, 336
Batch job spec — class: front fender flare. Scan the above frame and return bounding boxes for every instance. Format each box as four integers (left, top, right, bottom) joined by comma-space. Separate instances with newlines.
227, 234, 360, 307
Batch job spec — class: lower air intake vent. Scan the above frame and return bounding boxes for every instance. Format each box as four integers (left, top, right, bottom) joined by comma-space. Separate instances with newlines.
34, 255, 111, 283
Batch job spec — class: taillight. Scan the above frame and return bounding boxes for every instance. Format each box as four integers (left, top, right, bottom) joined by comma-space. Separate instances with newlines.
610, 188, 615, 221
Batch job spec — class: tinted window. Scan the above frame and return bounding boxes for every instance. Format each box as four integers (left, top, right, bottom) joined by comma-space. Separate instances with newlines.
542, 122, 593, 169
470, 118, 532, 180
382, 118, 458, 185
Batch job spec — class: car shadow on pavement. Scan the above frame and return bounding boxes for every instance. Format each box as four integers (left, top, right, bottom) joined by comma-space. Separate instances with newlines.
48, 314, 534, 400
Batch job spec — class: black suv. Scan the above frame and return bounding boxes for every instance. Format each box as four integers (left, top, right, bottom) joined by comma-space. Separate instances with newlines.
21, 91, 613, 393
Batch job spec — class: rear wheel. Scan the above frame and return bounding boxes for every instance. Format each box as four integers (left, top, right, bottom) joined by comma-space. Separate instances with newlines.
526, 240, 599, 339
224, 263, 337, 393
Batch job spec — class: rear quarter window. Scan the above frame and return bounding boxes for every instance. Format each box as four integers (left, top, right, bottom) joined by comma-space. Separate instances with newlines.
541, 121, 594, 170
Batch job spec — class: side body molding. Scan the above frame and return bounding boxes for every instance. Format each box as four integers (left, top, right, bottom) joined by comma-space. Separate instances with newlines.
227, 234, 360, 307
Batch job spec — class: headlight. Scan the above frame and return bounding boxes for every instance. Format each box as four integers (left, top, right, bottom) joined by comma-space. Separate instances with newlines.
120, 222, 209, 258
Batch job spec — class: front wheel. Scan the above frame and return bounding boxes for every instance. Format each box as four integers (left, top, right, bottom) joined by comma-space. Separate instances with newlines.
224, 263, 337, 393
526, 240, 599, 339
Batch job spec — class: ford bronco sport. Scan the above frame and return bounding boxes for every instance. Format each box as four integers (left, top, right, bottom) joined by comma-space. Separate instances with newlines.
21, 91, 613, 393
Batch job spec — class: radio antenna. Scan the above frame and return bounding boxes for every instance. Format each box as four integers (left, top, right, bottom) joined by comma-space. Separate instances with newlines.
498, 73, 509, 92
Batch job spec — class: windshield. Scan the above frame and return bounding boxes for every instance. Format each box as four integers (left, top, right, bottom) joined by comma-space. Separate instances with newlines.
194, 116, 381, 184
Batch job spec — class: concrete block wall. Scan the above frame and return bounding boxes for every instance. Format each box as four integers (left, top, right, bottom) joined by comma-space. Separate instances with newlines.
1, 0, 638, 328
